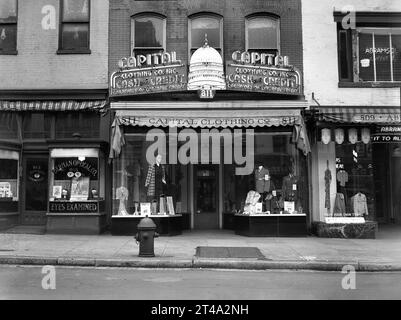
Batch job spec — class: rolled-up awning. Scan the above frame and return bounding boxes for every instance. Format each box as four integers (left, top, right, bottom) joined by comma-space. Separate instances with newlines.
109, 100, 311, 159
0, 100, 107, 112
318, 106, 401, 124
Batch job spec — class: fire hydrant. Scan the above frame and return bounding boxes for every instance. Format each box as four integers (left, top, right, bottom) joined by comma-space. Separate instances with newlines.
135, 216, 159, 257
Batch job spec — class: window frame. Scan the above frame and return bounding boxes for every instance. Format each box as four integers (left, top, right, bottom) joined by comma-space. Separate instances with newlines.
58, 0, 91, 54
245, 14, 281, 55
131, 13, 166, 57
188, 13, 223, 59
0, 0, 18, 55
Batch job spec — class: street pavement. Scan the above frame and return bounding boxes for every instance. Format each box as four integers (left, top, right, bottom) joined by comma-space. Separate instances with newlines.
1, 225, 401, 271
1, 265, 401, 299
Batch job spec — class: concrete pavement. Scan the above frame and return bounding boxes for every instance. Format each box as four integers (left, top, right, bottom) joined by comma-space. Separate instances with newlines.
1, 226, 401, 271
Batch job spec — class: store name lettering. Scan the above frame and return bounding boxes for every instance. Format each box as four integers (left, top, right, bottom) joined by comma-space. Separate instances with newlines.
52, 160, 98, 177
232, 51, 290, 67
118, 52, 181, 69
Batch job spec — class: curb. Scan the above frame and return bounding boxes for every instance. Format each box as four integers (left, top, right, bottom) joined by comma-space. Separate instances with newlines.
1, 255, 401, 271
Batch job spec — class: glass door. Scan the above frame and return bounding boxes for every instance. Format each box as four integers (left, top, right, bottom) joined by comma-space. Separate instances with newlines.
193, 164, 219, 229
21, 156, 48, 225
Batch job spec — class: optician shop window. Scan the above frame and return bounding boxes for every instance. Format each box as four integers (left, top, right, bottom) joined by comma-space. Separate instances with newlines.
223, 129, 309, 215
189, 14, 223, 57
58, 0, 90, 53
0, 0, 18, 54
245, 14, 280, 56
0, 150, 19, 203
131, 13, 166, 56
49, 148, 104, 202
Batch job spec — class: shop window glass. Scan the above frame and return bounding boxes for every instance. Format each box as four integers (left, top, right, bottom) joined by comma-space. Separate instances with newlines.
49, 148, 103, 204
55, 112, 99, 139
59, 0, 90, 52
335, 140, 375, 219
246, 15, 280, 56
224, 130, 308, 214
0, 0, 17, 54
189, 14, 222, 56
132, 14, 165, 56
113, 130, 189, 216
23, 113, 51, 139
0, 150, 19, 202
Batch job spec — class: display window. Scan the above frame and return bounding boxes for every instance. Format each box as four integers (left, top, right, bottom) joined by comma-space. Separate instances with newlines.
223, 130, 309, 215
49, 148, 104, 203
335, 134, 375, 219
0, 150, 19, 202
112, 130, 189, 216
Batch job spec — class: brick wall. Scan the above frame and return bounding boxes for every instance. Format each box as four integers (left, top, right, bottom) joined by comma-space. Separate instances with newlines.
0, 0, 109, 90
302, 0, 400, 106
109, 0, 303, 81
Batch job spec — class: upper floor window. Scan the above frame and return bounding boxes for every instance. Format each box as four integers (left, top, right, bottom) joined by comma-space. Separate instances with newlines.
59, 0, 90, 53
335, 12, 401, 84
189, 14, 223, 57
245, 15, 280, 56
131, 14, 166, 56
0, 0, 17, 54
358, 28, 401, 82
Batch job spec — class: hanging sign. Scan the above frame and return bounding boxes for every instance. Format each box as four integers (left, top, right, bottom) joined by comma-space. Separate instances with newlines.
110, 52, 187, 96
225, 51, 302, 95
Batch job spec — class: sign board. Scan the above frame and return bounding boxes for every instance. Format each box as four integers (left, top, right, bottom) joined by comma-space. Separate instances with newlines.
226, 63, 302, 96
325, 217, 365, 224
372, 125, 401, 143
110, 51, 187, 97
353, 114, 401, 123
49, 201, 98, 213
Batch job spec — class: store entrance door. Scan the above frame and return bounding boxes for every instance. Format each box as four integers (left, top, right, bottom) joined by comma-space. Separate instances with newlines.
193, 165, 219, 229
21, 156, 48, 225
390, 145, 401, 224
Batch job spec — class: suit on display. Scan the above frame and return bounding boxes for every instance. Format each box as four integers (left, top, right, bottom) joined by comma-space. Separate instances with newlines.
145, 155, 166, 200
255, 166, 275, 212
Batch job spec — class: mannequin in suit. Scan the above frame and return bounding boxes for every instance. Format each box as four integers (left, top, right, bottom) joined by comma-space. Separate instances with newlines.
255, 164, 275, 212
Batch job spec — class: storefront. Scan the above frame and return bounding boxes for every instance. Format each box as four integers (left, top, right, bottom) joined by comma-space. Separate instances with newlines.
0, 98, 109, 234
311, 106, 401, 238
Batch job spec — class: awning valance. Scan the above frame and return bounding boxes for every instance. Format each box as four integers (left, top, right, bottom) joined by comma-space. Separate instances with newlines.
114, 108, 302, 128
318, 107, 401, 124
109, 106, 311, 159
0, 100, 106, 112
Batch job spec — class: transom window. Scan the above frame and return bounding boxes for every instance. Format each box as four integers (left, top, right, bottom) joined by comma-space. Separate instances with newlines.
0, 0, 17, 54
189, 14, 223, 56
131, 14, 166, 56
245, 15, 280, 56
59, 0, 90, 53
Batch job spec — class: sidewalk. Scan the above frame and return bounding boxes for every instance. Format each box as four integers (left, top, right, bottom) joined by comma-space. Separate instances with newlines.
1, 227, 401, 271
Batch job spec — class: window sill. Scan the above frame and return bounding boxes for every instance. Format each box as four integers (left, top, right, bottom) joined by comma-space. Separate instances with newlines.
339, 82, 401, 88
57, 49, 91, 55
0, 50, 18, 55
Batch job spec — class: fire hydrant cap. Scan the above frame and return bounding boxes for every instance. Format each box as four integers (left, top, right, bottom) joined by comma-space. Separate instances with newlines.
137, 217, 157, 229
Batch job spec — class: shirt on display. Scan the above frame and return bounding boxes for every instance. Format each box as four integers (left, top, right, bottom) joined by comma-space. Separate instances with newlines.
351, 192, 369, 216
337, 170, 349, 187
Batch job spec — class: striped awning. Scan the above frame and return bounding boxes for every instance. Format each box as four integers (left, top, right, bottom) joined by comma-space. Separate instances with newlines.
318, 107, 401, 124
0, 100, 107, 112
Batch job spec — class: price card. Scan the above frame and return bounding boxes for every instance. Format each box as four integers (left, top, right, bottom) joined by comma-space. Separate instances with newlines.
292, 184, 297, 191
272, 190, 277, 197
265, 174, 270, 180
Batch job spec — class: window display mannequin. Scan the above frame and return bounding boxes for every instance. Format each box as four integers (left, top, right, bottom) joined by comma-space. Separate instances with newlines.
324, 160, 332, 213
145, 154, 166, 201
254, 164, 275, 212
282, 166, 298, 202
